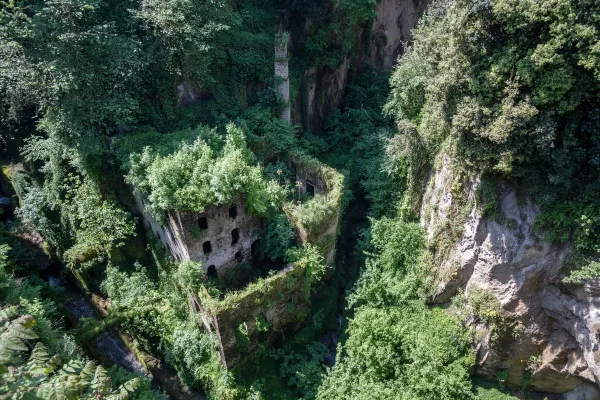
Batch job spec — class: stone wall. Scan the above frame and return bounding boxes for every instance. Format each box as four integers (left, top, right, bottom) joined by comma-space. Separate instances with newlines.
198, 263, 310, 369
285, 153, 345, 266
133, 189, 190, 262
166, 199, 262, 276
419, 151, 600, 396
195, 154, 344, 368
135, 192, 262, 276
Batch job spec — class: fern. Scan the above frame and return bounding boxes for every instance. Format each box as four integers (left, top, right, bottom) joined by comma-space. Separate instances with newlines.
0, 311, 148, 400
0, 314, 38, 364
0, 306, 19, 322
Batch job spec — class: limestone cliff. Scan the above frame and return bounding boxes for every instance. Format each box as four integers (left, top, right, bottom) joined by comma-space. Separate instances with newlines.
420, 153, 600, 398
369, 0, 430, 70
296, 0, 430, 131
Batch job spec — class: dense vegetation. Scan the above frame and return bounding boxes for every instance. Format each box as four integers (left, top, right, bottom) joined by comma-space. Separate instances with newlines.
0, 234, 161, 399
385, 0, 600, 279
1, 0, 598, 399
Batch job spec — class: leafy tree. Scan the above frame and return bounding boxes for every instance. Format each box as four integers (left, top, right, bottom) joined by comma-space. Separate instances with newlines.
384, 0, 600, 256
318, 303, 474, 400
127, 123, 286, 220
260, 212, 295, 262
134, 0, 231, 84
62, 176, 136, 270
270, 342, 328, 399
0, 0, 147, 163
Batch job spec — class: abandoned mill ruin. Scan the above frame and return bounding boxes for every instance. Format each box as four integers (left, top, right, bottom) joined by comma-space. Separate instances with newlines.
129, 34, 344, 369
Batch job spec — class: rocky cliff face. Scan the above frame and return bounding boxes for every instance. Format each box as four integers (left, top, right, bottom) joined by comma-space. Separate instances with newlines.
369, 0, 430, 70
296, 0, 430, 131
420, 153, 600, 398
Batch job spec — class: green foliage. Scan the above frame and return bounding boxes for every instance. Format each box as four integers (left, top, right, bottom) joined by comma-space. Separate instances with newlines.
127, 123, 284, 219
350, 218, 427, 307
306, 0, 377, 69
255, 314, 270, 333
101, 264, 181, 347
384, 0, 600, 255
287, 244, 328, 295
291, 195, 338, 232
1, 329, 148, 400
166, 323, 232, 393
235, 323, 251, 355
260, 212, 295, 262
175, 261, 205, 294
468, 287, 502, 324
240, 106, 299, 162
61, 176, 136, 270
477, 178, 502, 220
472, 378, 518, 400
304, 64, 399, 217
112, 126, 208, 170
0, 0, 147, 163
133, 0, 230, 83
318, 303, 474, 400
563, 260, 600, 284
270, 342, 327, 399
0, 242, 160, 400
101, 242, 239, 398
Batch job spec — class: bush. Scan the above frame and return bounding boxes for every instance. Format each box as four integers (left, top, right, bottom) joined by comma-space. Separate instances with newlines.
317, 303, 474, 400
127, 123, 284, 220
468, 287, 502, 324
260, 212, 295, 262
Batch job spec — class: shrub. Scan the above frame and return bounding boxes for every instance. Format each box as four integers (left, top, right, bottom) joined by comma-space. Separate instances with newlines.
127, 123, 285, 221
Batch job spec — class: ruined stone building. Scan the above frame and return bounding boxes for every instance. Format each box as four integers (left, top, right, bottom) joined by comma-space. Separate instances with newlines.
130, 34, 345, 369
135, 153, 344, 368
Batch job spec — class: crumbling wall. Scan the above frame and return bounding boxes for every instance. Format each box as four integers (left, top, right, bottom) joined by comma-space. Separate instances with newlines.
167, 198, 262, 276
135, 192, 262, 275
195, 154, 344, 369
133, 190, 190, 262
285, 153, 344, 266
198, 263, 310, 368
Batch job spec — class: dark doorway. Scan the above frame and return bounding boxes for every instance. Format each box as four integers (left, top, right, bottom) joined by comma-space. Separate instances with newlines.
198, 216, 208, 230
203, 241, 212, 254
306, 180, 315, 197
229, 205, 238, 219
235, 251, 243, 263
207, 265, 217, 279
231, 228, 240, 245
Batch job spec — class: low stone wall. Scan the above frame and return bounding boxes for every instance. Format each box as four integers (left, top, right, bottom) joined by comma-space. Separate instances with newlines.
197, 263, 310, 368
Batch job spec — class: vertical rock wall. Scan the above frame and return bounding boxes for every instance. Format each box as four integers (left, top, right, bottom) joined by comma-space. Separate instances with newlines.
369, 0, 430, 70
420, 152, 600, 396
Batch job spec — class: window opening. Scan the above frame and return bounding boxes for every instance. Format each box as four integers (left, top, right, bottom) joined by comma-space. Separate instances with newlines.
207, 265, 217, 279
305, 180, 315, 197
235, 251, 242, 263
231, 228, 240, 245
203, 241, 212, 254
198, 216, 208, 230
229, 205, 238, 219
